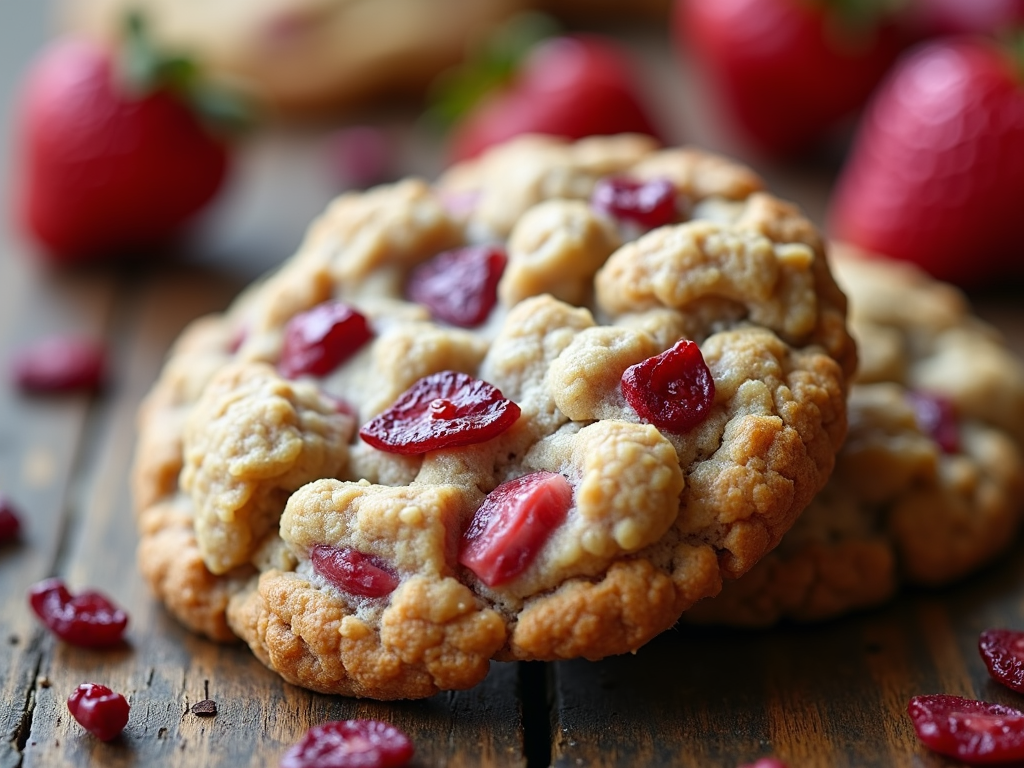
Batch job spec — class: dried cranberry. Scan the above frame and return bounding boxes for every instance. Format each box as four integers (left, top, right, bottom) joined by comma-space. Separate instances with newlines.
591, 177, 677, 229
359, 371, 520, 455
28, 578, 128, 647
12, 336, 106, 392
980, 629, 1024, 694
280, 719, 414, 768
459, 471, 572, 587
0, 496, 22, 543
67, 683, 130, 741
311, 545, 399, 599
907, 694, 1024, 764
279, 301, 373, 379
405, 245, 507, 328
621, 339, 715, 433
907, 391, 959, 453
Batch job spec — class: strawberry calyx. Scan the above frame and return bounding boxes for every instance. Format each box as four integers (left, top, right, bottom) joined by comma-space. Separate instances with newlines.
425, 12, 560, 129
118, 12, 253, 134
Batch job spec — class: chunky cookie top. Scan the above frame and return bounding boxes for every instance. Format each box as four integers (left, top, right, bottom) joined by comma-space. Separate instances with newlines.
134, 134, 854, 698
688, 245, 1024, 626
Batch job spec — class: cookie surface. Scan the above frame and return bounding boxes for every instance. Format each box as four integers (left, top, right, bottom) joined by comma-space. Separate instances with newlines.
133, 134, 855, 699
60, 0, 526, 114
687, 245, 1024, 626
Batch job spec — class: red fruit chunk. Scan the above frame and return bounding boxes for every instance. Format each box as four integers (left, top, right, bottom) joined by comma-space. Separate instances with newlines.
28, 578, 128, 647
279, 301, 373, 379
980, 629, 1024, 694
621, 339, 715, 434
907, 694, 1024, 764
67, 683, 129, 741
459, 471, 572, 587
0, 497, 22, 543
12, 336, 106, 392
591, 177, 678, 230
406, 245, 507, 328
311, 545, 399, 599
359, 371, 520, 455
280, 719, 414, 768
907, 391, 959, 454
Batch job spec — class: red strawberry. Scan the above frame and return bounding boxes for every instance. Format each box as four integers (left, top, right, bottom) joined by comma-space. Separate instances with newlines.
443, 33, 661, 162
15, 21, 235, 264
675, 0, 909, 157
828, 36, 1024, 286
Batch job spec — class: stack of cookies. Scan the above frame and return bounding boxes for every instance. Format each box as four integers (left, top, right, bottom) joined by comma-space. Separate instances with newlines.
133, 134, 1024, 699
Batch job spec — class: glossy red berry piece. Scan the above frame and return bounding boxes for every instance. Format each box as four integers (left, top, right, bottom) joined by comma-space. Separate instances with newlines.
907, 391, 959, 454
359, 371, 520, 455
907, 694, 1024, 764
0, 497, 22, 543
12, 336, 106, 392
406, 245, 507, 328
279, 301, 373, 379
980, 629, 1024, 694
621, 339, 715, 434
28, 578, 128, 647
311, 545, 399, 599
67, 683, 130, 741
280, 719, 414, 768
459, 471, 573, 587
591, 177, 678, 230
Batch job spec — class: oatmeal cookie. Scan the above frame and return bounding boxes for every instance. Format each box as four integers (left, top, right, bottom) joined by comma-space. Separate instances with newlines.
59, 0, 527, 114
133, 134, 854, 698
687, 245, 1024, 626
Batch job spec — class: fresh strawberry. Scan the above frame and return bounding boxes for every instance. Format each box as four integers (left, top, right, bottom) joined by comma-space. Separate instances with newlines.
828, 36, 1024, 286
675, 0, 909, 157
14, 18, 238, 264
437, 20, 660, 162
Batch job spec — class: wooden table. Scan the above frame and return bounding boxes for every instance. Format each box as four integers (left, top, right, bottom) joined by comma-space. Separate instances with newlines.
2, 3, 1024, 766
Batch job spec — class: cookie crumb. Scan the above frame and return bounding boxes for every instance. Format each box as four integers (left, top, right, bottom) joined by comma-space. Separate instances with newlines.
191, 699, 218, 717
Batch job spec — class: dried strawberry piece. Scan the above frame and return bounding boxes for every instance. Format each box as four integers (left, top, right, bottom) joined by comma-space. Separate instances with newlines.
459, 471, 573, 587
980, 629, 1024, 694
311, 545, 399, 599
907, 694, 1024, 764
907, 391, 959, 454
359, 371, 520, 455
279, 301, 373, 379
405, 245, 507, 328
621, 339, 715, 433
67, 683, 130, 741
28, 578, 128, 647
0, 496, 22, 543
280, 719, 414, 768
591, 176, 677, 229
12, 336, 106, 392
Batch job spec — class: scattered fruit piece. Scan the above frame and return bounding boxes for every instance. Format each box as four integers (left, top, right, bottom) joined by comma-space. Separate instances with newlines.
675, 0, 908, 157
459, 471, 573, 587
907, 391, 959, 454
591, 177, 678, 230
908, 694, 1024, 764
311, 545, 399, 599
0, 497, 23, 543
15, 17, 235, 263
280, 719, 414, 768
444, 33, 660, 162
406, 245, 507, 328
191, 699, 218, 717
279, 302, 373, 379
28, 578, 128, 647
828, 36, 1024, 286
67, 683, 130, 741
359, 371, 521, 455
12, 336, 106, 393
980, 629, 1024, 694
621, 339, 715, 433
